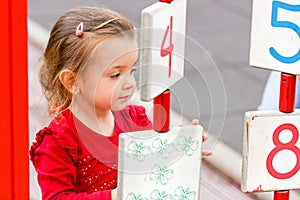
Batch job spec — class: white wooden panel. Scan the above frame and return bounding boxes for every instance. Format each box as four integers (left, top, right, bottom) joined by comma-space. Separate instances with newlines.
140, 0, 186, 101
118, 125, 203, 200
242, 109, 300, 192
250, 0, 300, 74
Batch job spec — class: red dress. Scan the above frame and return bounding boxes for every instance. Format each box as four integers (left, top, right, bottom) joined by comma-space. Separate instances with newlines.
30, 105, 152, 200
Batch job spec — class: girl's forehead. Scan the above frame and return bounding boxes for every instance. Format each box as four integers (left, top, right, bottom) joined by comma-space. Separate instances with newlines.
99, 37, 137, 54
93, 37, 138, 62
83, 37, 138, 72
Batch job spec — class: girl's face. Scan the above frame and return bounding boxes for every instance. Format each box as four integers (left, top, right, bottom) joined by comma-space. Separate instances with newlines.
77, 37, 138, 113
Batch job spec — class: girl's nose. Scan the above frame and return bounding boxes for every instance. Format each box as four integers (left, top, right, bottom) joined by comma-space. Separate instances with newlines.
122, 72, 136, 90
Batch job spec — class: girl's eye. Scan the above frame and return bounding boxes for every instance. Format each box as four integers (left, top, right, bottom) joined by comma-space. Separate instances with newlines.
110, 73, 120, 79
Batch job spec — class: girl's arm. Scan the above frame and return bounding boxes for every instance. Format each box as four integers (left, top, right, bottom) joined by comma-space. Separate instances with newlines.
31, 132, 112, 200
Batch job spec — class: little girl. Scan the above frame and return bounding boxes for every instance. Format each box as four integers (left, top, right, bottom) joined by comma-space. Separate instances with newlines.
30, 6, 209, 200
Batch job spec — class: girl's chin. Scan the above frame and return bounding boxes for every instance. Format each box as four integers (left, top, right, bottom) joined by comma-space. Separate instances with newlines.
111, 102, 128, 111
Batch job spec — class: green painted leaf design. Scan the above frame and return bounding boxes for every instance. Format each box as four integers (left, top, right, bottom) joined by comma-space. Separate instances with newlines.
126, 192, 148, 200
126, 140, 150, 162
149, 164, 174, 185
151, 138, 174, 159
150, 189, 173, 200
174, 187, 196, 200
176, 135, 199, 156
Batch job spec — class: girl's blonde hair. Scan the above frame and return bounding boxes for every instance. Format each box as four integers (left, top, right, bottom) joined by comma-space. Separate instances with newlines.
39, 6, 135, 116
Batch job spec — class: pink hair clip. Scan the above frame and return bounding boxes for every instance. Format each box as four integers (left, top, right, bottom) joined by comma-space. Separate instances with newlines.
76, 22, 83, 37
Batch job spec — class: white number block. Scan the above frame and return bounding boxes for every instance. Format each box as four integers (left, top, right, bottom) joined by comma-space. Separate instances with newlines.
250, 0, 300, 74
140, 0, 186, 101
118, 125, 203, 200
242, 109, 300, 192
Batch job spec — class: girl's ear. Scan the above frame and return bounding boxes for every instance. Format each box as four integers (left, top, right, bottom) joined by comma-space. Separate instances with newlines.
59, 69, 77, 94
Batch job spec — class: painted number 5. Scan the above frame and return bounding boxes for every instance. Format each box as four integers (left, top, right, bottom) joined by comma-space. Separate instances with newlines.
269, 1, 300, 64
266, 123, 300, 179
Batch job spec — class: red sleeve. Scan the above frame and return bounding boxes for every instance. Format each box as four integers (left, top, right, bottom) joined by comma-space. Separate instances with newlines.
30, 131, 112, 200
127, 105, 152, 131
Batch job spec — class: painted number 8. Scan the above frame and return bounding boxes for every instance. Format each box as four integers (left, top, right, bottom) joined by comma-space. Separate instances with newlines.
266, 123, 300, 179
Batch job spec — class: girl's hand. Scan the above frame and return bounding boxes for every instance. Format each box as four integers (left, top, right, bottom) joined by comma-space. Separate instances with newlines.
191, 119, 213, 157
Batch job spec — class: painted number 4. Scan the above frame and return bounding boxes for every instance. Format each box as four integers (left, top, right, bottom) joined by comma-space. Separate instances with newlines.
266, 123, 300, 179
160, 16, 173, 77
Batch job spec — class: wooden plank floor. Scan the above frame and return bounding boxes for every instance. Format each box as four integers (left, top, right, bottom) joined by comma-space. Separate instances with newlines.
28, 42, 258, 200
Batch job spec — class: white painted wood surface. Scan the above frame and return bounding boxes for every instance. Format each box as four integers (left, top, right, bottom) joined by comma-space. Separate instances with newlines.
242, 109, 300, 192
140, 0, 186, 101
118, 125, 203, 200
250, 0, 300, 74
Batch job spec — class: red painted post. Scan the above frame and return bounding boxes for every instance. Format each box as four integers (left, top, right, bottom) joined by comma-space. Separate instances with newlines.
274, 72, 296, 200
0, 0, 29, 199
153, 90, 170, 132
159, 0, 174, 3
274, 190, 290, 200
279, 73, 296, 113
153, 0, 173, 133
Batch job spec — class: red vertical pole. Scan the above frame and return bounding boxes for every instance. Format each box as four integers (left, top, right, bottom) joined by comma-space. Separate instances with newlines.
279, 73, 296, 113
274, 72, 296, 200
154, 0, 173, 133
0, 0, 29, 199
274, 190, 290, 200
153, 90, 170, 132
159, 0, 174, 3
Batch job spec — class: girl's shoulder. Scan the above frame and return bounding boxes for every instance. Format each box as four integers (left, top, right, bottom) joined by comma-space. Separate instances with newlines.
30, 109, 81, 164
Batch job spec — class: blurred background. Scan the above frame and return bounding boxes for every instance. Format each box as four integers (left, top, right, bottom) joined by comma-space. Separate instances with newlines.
28, 0, 273, 199
29, 0, 270, 153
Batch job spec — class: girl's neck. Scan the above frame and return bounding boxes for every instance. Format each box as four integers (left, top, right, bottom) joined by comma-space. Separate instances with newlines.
69, 103, 115, 137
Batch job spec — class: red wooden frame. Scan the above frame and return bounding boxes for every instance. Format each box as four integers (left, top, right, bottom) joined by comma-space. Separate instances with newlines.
0, 0, 29, 199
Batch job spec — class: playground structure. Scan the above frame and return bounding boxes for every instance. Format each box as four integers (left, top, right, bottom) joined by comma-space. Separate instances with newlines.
3, 0, 300, 199
1, 0, 29, 199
